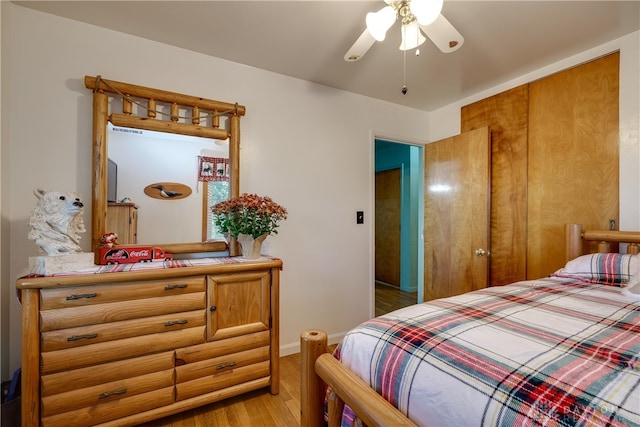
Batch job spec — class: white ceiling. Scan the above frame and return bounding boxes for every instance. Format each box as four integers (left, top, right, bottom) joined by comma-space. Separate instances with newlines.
14, 0, 640, 112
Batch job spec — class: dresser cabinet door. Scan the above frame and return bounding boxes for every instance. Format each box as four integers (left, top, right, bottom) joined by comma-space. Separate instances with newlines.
206, 270, 271, 341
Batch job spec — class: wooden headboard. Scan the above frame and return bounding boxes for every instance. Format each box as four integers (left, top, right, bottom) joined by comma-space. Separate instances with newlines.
565, 223, 640, 261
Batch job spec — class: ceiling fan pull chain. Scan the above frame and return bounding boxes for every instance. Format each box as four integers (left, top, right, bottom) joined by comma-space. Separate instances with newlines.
402, 40, 408, 95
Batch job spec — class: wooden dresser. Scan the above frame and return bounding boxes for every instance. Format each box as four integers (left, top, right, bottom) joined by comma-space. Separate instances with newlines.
16, 257, 282, 426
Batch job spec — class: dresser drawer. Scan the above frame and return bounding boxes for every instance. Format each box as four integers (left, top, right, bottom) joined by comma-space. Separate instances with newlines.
176, 330, 270, 365
41, 368, 174, 417
40, 276, 206, 310
175, 360, 270, 401
176, 346, 270, 383
40, 292, 206, 331
41, 386, 174, 427
41, 351, 174, 397
42, 309, 205, 351
42, 326, 205, 374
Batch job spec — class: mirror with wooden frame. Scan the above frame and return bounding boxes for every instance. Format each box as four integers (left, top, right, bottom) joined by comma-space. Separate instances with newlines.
85, 76, 245, 262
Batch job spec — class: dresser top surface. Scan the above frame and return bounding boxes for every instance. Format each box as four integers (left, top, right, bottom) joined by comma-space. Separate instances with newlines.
16, 256, 282, 290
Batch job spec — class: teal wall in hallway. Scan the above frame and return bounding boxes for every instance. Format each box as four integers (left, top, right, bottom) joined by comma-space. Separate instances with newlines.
374, 140, 422, 293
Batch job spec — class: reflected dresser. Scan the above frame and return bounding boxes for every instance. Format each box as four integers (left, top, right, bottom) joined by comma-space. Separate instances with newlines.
16, 257, 282, 426
106, 202, 138, 245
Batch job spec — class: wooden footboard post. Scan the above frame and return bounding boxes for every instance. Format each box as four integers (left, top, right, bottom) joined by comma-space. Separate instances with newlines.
301, 329, 329, 427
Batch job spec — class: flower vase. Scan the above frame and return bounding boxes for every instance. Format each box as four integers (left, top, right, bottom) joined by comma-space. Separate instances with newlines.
237, 233, 268, 259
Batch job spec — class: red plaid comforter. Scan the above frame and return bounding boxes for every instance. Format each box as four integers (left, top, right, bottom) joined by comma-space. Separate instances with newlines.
336, 278, 640, 426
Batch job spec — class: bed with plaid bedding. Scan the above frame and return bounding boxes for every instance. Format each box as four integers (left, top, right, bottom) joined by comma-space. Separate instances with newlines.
335, 278, 640, 426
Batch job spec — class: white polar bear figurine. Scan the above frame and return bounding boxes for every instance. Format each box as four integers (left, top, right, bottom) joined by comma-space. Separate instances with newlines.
28, 188, 86, 255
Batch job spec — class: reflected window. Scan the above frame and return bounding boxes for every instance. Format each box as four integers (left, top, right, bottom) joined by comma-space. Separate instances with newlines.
204, 180, 230, 240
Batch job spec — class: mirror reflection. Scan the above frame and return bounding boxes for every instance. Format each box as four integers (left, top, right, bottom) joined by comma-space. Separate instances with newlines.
107, 123, 229, 244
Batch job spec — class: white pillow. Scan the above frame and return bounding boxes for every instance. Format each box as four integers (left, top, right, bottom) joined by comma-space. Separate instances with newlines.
553, 253, 640, 287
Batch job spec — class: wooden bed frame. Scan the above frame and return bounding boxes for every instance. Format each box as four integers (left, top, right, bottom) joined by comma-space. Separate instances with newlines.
300, 223, 640, 427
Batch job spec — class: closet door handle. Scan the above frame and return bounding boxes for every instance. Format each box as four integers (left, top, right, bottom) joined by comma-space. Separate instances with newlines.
474, 248, 487, 257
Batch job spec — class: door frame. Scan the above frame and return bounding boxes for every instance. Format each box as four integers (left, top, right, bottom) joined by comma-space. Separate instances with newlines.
370, 132, 426, 318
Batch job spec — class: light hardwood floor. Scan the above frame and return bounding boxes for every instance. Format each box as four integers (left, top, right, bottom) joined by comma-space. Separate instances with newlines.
375, 281, 418, 316
140, 285, 414, 426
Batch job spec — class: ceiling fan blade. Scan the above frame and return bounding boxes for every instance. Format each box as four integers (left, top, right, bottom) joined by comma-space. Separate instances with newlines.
344, 29, 376, 62
420, 14, 464, 53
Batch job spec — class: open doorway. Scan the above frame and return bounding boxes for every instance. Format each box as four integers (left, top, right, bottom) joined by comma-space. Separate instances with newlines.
374, 139, 423, 316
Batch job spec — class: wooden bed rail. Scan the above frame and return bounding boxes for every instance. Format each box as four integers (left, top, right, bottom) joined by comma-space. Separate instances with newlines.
565, 223, 640, 262
300, 330, 417, 427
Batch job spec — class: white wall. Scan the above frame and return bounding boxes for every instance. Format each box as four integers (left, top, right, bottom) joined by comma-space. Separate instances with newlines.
0, 4, 429, 376
428, 32, 640, 231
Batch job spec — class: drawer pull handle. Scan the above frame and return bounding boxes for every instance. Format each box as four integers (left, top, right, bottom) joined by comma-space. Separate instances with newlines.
66, 293, 97, 300
99, 388, 127, 399
67, 333, 98, 341
164, 320, 188, 327
210, 305, 217, 312
216, 361, 237, 370
165, 284, 188, 290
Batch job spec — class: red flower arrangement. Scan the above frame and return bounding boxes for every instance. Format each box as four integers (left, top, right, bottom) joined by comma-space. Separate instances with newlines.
211, 193, 288, 239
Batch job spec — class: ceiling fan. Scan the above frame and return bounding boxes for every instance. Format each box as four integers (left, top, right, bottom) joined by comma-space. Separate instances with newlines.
344, 0, 464, 62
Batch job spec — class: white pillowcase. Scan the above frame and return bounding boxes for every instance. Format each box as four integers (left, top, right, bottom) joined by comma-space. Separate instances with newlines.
553, 253, 640, 287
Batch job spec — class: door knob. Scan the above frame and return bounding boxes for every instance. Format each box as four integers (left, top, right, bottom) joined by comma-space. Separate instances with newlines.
474, 248, 486, 257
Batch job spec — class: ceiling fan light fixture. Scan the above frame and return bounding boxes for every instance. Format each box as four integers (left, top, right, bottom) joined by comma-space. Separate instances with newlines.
366, 6, 396, 41
345, 0, 463, 62
409, 0, 443, 26
399, 20, 426, 51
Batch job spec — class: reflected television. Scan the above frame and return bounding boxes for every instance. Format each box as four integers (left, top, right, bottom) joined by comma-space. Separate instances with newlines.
107, 158, 117, 202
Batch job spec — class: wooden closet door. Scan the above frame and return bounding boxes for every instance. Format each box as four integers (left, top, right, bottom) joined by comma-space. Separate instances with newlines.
527, 53, 619, 278
424, 127, 490, 301
461, 85, 529, 286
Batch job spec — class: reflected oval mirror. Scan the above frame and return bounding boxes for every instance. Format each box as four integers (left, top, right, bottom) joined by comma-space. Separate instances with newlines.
85, 76, 245, 260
